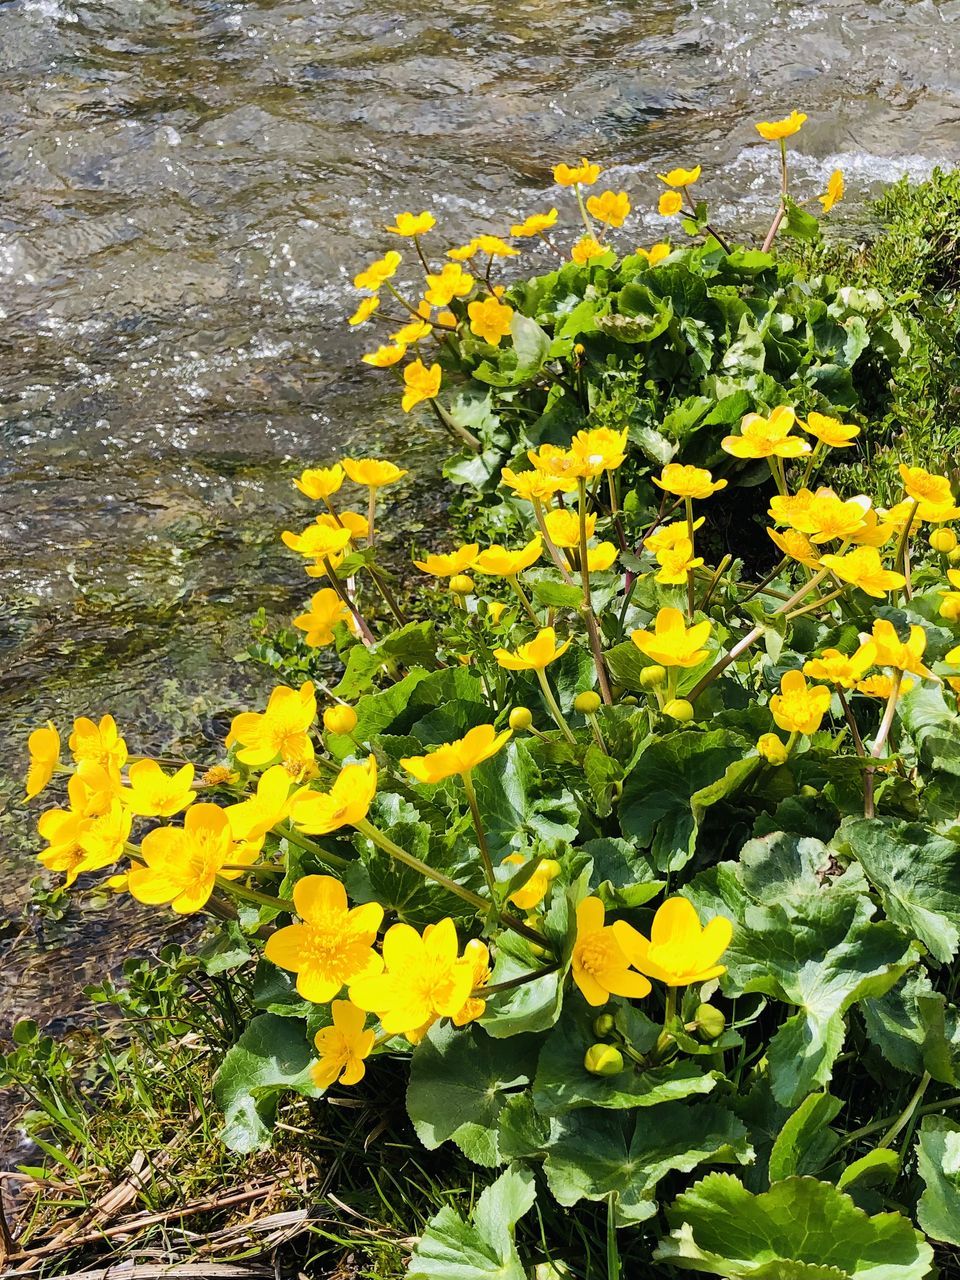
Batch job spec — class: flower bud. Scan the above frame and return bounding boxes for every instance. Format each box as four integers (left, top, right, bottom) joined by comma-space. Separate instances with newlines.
584, 1043, 624, 1076
323, 704, 358, 735
663, 698, 694, 722
799, 784, 818, 798
509, 707, 533, 731
949, 547, 960, 565
931, 528, 958, 554
539, 858, 562, 881
941, 598, 960, 622
574, 690, 602, 715
592, 1012, 616, 1038
756, 732, 788, 766
640, 664, 667, 690
696, 1003, 726, 1041
449, 574, 474, 596
487, 600, 507, 624
621, 694, 639, 706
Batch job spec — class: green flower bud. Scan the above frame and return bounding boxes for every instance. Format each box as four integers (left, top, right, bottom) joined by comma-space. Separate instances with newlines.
509, 706, 533, 731
592, 1012, 616, 1038
323, 704, 358, 735
696, 1003, 726, 1041
799, 784, 818, 799
663, 697, 694, 722
449, 574, 474, 595
756, 732, 788, 766
574, 690, 602, 716
584, 1043, 624, 1076
620, 694, 639, 706
640, 664, 667, 690
931, 528, 958, 554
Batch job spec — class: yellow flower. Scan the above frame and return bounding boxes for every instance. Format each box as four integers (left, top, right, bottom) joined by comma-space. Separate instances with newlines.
348, 296, 380, 326
294, 464, 344, 501
658, 191, 684, 217
501, 854, 561, 911
225, 764, 300, 842
544, 507, 596, 548
646, 518, 704, 556
819, 546, 906, 598
312, 1001, 376, 1089
511, 209, 559, 237
349, 917, 475, 1036
385, 211, 435, 237
899, 464, 960, 522
804, 412, 859, 448
494, 626, 572, 671
473, 234, 519, 258
290, 757, 378, 834
451, 937, 491, 1027
755, 111, 807, 141
571, 426, 628, 475
401, 724, 512, 784
613, 897, 732, 988
70, 761, 123, 816
586, 542, 618, 572
122, 759, 195, 818
293, 587, 355, 647
78, 802, 132, 875
390, 319, 432, 344
855, 619, 932, 678
281, 520, 353, 561
26, 723, 60, 801
424, 262, 474, 307
585, 190, 631, 227
857, 674, 915, 700
631, 607, 712, 669
487, 601, 508, 624
553, 158, 601, 187
848, 508, 897, 549
767, 527, 821, 568
803, 648, 872, 689
501, 466, 575, 503
770, 670, 832, 735
818, 169, 845, 213
402, 359, 442, 413
265, 875, 383, 1004
353, 250, 401, 292
636, 242, 671, 266
129, 803, 251, 914
468, 296, 514, 346
447, 240, 481, 261
227, 681, 317, 770
806, 492, 873, 544
342, 458, 407, 489
721, 407, 810, 459
658, 165, 702, 187
69, 715, 128, 773
653, 463, 727, 500
414, 544, 478, 576
473, 535, 543, 577
654, 538, 704, 585
528, 442, 591, 481
756, 733, 788, 766
571, 235, 607, 264
572, 897, 652, 1006
768, 487, 816, 529
37, 807, 88, 885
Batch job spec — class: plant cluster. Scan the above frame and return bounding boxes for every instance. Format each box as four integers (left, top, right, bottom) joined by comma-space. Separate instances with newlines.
17, 122, 960, 1278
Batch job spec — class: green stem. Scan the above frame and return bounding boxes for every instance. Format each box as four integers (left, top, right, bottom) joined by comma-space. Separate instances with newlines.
878, 1072, 931, 1150
215, 876, 294, 914
864, 669, 903, 819
508, 574, 540, 626
684, 496, 696, 620
535, 668, 577, 745
366, 487, 377, 547
273, 822, 348, 870
323, 558, 377, 646
461, 770, 499, 908
578, 477, 613, 705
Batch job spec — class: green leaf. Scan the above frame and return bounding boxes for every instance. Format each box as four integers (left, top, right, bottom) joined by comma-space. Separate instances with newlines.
658, 1174, 933, 1278
767, 1093, 842, 1182
533, 1006, 718, 1114
916, 1114, 960, 1245
543, 1104, 752, 1226
783, 198, 822, 243
407, 1163, 536, 1280
482, 930, 566, 1039
326, 669, 433, 760
898, 681, 960, 775
473, 739, 579, 859
618, 729, 756, 872
838, 816, 960, 964
581, 837, 665, 910
861, 969, 960, 1084
213, 1014, 320, 1153
406, 1022, 539, 1166
836, 1149, 899, 1195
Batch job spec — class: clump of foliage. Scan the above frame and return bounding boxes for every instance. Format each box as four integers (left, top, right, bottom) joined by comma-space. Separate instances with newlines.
13, 119, 960, 1278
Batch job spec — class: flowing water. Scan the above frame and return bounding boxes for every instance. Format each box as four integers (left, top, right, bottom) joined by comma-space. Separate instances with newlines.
1, 0, 959, 1031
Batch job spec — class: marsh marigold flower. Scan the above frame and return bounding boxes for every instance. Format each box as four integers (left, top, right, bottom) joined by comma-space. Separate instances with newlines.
451, 937, 491, 1027
571, 425, 628, 475
511, 209, 559, 237
855, 619, 932, 678
468, 296, 514, 346
899, 465, 960, 522
129, 803, 252, 914
756, 733, 789, 766
803, 648, 872, 689
654, 538, 704, 585
571, 235, 607, 264
528, 443, 590, 482
658, 164, 701, 187
293, 587, 355, 647
353, 250, 401, 292
122, 759, 195, 818
804, 411, 858, 448
653, 463, 727, 501
473, 535, 543, 577
554, 158, 601, 187
26, 723, 60, 800
818, 169, 845, 213
265, 875, 383, 1004
501, 467, 575, 503
658, 191, 683, 217
502, 853, 561, 911
755, 111, 807, 141
349, 917, 475, 1036
767, 527, 821, 568
414, 544, 478, 576
473, 234, 518, 258
385, 211, 435, 237
362, 342, 407, 368
631, 607, 712, 669
494, 626, 571, 672
227, 681, 317, 771
69, 715, 127, 773
402, 359, 442, 413
857, 673, 915, 699
572, 897, 651, 1006
646, 518, 704, 556
586, 542, 619, 572
722, 407, 810, 460
818, 546, 905, 597
637, 242, 671, 266
613, 897, 732, 988
424, 262, 473, 307
342, 458, 407, 489
312, 1001, 376, 1089
347, 296, 380, 326
401, 724, 511, 785
281, 520, 353, 562
294, 464, 344, 501
290, 757, 377, 835
770, 670, 832, 736
391, 319, 432, 344
226, 763, 301, 843
586, 190, 630, 227
545, 507, 596, 548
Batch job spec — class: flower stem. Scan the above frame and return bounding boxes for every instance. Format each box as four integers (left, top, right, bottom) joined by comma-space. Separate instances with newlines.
366, 487, 377, 547
215, 876, 294, 914
508, 574, 540, 626
535, 668, 577, 745
323, 559, 377, 646
578, 478, 613, 704
864, 669, 903, 819
878, 1071, 931, 1150
273, 822, 349, 870
684, 496, 696, 620
461, 769, 499, 907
